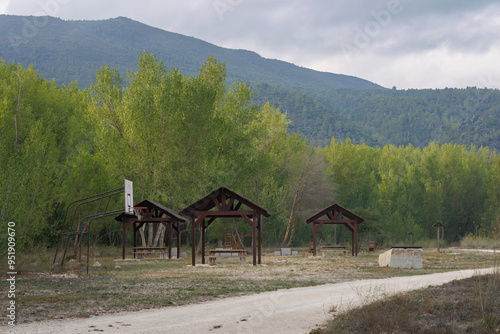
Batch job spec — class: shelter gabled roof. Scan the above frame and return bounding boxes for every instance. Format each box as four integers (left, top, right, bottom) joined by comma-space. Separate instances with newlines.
114, 199, 187, 222
180, 186, 271, 218
306, 203, 364, 224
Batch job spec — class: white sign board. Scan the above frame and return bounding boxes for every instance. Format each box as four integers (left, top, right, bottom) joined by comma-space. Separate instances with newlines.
124, 179, 134, 214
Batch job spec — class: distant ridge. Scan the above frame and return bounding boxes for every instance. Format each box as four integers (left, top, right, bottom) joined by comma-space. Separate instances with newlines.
0, 15, 384, 90
2, 15, 498, 151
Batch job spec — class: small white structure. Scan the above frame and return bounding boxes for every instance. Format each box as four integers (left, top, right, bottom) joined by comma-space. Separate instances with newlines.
281, 248, 292, 256
274, 248, 298, 256
378, 247, 423, 269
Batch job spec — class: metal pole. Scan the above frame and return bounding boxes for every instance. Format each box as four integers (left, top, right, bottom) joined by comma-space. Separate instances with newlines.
122, 222, 126, 259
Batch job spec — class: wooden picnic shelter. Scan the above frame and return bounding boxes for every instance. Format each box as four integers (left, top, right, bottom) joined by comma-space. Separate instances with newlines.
306, 203, 364, 256
114, 199, 187, 260
180, 186, 271, 266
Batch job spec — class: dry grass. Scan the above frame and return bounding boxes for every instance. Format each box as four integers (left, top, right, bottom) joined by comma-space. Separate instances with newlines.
460, 235, 500, 250
0, 246, 498, 327
318, 257, 500, 334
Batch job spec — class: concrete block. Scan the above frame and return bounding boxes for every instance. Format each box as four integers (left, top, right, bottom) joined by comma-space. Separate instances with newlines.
281, 248, 292, 256
274, 251, 281, 256
171, 248, 177, 257
180, 252, 187, 258
292, 251, 298, 256
378, 250, 391, 267
378, 248, 423, 269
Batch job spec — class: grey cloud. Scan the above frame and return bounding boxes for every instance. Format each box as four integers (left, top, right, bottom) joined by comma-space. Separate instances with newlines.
4, 0, 500, 88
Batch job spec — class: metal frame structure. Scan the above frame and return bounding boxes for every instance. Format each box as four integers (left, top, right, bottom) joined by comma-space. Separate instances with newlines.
80, 209, 124, 274
306, 203, 365, 256
51, 187, 124, 272
180, 186, 271, 266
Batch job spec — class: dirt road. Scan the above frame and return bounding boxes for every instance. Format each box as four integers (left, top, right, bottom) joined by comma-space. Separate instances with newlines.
6, 267, 495, 334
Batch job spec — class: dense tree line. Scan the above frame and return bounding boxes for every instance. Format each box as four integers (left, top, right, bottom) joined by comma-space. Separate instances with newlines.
1, 54, 499, 255
325, 139, 500, 244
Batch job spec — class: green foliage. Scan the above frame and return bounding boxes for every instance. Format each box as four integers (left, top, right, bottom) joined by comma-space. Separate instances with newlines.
87, 52, 328, 245
0, 60, 101, 250
325, 139, 500, 243
1, 51, 499, 251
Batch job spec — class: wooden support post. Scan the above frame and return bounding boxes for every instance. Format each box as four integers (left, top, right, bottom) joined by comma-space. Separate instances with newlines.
191, 216, 196, 266
354, 223, 358, 256
176, 222, 180, 259
252, 217, 256, 266
312, 223, 317, 256
168, 222, 172, 259
351, 229, 355, 256
437, 226, 440, 253
433, 222, 444, 253
202, 218, 206, 265
258, 215, 262, 265
133, 222, 137, 259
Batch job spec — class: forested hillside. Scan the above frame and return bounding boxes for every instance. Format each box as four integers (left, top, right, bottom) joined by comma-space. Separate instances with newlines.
1, 15, 499, 151
252, 85, 500, 150
1, 54, 499, 255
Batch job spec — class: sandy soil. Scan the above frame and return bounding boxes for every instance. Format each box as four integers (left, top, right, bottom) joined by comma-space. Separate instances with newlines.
5, 267, 495, 334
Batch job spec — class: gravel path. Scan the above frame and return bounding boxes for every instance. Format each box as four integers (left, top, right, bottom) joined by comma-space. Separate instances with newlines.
5, 267, 495, 334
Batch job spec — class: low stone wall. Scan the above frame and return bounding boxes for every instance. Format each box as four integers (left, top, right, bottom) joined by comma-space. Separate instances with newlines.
378, 247, 423, 269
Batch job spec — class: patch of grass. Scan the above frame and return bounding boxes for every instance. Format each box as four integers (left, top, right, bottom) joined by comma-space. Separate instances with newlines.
320, 268, 500, 333
0, 247, 498, 326
460, 235, 500, 249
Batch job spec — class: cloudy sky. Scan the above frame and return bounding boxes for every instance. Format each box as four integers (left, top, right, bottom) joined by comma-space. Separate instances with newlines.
1, 0, 500, 89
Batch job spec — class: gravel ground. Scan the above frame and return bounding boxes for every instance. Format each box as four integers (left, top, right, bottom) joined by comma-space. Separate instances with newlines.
4, 267, 495, 334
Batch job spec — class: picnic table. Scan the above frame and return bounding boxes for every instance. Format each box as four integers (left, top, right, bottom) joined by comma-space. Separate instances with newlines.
321, 245, 347, 256
207, 249, 248, 265
134, 247, 169, 259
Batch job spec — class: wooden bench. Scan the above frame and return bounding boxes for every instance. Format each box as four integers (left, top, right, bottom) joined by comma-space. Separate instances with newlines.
321, 245, 347, 256
207, 249, 247, 266
134, 247, 169, 259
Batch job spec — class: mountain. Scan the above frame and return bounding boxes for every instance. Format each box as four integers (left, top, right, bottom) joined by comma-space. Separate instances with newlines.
0, 15, 383, 90
1, 15, 499, 151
